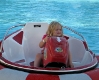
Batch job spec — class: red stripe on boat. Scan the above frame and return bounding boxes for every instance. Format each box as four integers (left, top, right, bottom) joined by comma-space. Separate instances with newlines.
26, 74, 60, 80
83, 41, 88, 50
0, 65, 5, 70
15, 59, 25, 63
13, 31, 23, 45
85, 68, 99, 80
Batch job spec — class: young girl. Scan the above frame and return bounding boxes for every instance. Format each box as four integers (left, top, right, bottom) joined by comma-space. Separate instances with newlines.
34, 21, 74, 68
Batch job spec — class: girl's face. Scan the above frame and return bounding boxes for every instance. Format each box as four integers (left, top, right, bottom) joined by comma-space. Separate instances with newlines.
53, 25, 62, 37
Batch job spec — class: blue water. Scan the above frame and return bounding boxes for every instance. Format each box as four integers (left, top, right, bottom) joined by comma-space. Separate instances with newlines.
0, 0, 99, 54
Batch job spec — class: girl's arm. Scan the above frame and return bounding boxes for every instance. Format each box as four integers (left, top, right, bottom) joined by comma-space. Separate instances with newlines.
39, 36, 48, 48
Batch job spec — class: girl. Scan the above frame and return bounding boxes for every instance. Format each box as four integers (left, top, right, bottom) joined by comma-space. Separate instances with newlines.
34, 21, 74, 68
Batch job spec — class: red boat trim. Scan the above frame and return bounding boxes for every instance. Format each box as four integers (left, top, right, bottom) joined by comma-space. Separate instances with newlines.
85, 68, 99, 80
13, 31, 23, 45
26, 74, 60, 80
15, 59, 25, 63
0, 65, 4, 70
4, 29, 21, 40
0, 55, 98, 75
83, 41, 88, 50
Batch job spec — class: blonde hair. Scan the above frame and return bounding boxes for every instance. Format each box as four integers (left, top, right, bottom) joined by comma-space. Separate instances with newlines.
46, 21, 63, 36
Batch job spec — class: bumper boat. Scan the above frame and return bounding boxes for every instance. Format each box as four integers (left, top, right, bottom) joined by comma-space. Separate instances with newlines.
0, 22, 99, 80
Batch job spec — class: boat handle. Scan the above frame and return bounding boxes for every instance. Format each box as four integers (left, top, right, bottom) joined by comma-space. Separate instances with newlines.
63, 26, 89, 51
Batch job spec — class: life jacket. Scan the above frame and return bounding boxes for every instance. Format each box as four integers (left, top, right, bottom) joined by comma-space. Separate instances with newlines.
43, 37, 69, 68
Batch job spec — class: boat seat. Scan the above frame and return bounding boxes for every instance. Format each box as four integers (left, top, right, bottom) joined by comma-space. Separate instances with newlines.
68, 38, 86, 62
80, 51, 93, 66
68, 38, 93, 67
2, 30, 26, 65
73, 51, 93, 67
22, 22, 49, 64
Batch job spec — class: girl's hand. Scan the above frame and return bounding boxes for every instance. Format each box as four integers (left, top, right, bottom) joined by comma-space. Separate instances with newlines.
39, 36, 49, 48
43, 36, 48, 42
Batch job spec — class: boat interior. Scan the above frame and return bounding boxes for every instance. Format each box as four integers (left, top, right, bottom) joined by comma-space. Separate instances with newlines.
2, 22, 93, 68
